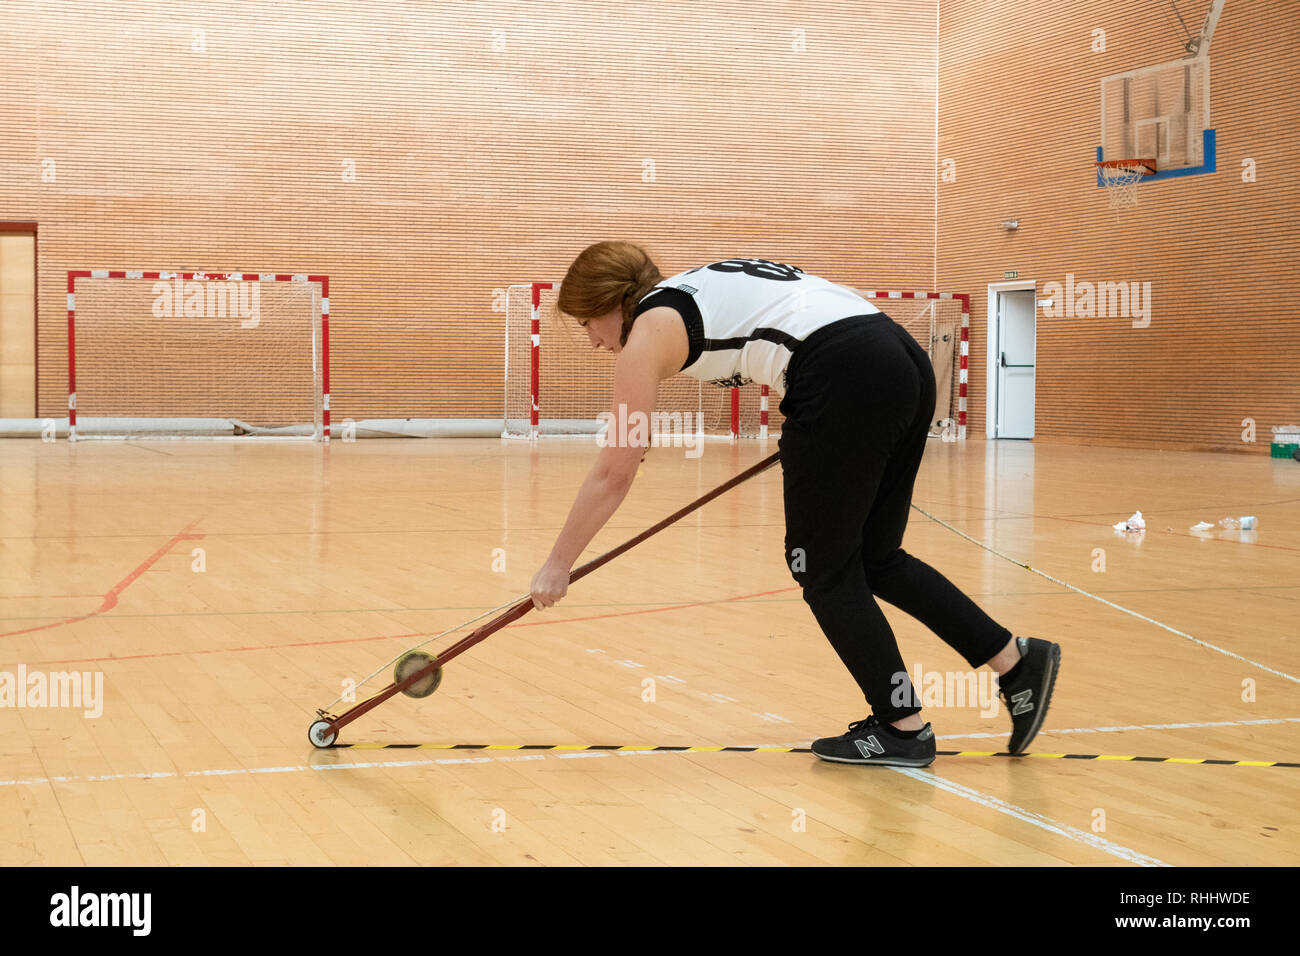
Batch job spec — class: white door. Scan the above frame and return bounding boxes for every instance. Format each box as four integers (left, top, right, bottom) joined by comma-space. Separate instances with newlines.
996, 290, 1035, 439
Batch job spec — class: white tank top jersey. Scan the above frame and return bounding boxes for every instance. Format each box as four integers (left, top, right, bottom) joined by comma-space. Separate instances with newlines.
632, 258, 881, 395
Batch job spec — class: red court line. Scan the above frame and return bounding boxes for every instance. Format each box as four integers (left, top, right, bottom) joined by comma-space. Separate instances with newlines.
0, 594, 103, 600
512, 585, 799, 629
18, 585, 801, 666
0, 521, 205, 639
29, 630, 409, 667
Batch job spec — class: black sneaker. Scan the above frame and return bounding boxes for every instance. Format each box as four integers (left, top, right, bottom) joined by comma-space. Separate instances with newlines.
998, 636, 1062, 754
810, 715, 936, 767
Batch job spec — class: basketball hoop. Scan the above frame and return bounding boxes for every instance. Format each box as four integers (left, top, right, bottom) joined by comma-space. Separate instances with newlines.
1096, 158, 1156, 210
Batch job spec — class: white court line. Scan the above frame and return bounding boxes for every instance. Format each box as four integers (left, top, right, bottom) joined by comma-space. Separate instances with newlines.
933, 715, 1300, 743
555, 751, 613, 760
774, 716, 1300, 748
6, 716, 1296, 791
891, 767, 1170, 867
0, 752, 555, 789
587, 648, 792, 725
913, 504, 1300, 685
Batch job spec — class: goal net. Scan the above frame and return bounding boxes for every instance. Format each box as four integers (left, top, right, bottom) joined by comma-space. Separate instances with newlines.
504, 283, 967, 441
67, 270, 329, 440
504, 283, 711, 441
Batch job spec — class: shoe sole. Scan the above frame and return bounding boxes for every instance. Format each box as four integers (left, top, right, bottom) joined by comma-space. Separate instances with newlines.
812, 752, 936, 768
1010, 641, 1061, 755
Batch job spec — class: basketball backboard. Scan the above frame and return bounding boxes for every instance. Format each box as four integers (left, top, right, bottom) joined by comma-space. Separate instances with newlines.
1096, 56, 1216, 185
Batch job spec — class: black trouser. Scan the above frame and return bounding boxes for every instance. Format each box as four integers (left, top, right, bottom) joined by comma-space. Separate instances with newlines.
778, 313, 1012, 723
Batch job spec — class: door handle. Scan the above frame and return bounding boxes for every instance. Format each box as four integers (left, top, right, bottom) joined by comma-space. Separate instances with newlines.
1001, 352, 1032, 369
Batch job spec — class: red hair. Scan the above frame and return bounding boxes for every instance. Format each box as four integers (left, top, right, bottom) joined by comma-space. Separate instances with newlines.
556, 241, 663, 344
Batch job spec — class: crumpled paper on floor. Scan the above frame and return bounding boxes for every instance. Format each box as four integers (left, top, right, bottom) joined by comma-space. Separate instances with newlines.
1113, 510, 1146, 532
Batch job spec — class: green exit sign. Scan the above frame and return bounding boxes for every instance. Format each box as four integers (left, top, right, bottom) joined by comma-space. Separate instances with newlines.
1004, 270, 1019, 279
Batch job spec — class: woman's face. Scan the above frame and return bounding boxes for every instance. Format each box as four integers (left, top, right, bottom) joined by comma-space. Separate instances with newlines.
583, 307, 624, 354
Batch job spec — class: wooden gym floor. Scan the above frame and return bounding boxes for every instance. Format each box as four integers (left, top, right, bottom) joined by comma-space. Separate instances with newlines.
0, 436, 1296, 866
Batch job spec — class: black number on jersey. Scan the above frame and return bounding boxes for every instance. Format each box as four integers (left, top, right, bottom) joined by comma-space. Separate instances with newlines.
699, 258, 805, 282
707, 373, 754, 389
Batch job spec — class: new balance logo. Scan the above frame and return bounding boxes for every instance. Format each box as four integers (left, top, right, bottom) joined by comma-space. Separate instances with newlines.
854, 736, 885, 758
1010, 689, 1034, 716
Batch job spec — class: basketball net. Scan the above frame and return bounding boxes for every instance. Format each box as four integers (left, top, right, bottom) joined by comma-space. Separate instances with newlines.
1097, 160, 1153, 210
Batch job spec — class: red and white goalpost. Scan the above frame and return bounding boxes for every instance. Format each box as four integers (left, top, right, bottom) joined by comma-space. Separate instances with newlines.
504, 283, 968, 441
860, 290, 969, 441
67, 270, 330, 440
503, 282, 715, 440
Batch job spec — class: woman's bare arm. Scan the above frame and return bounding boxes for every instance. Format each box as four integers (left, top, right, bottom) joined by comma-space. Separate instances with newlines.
530, 308, 688, 608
